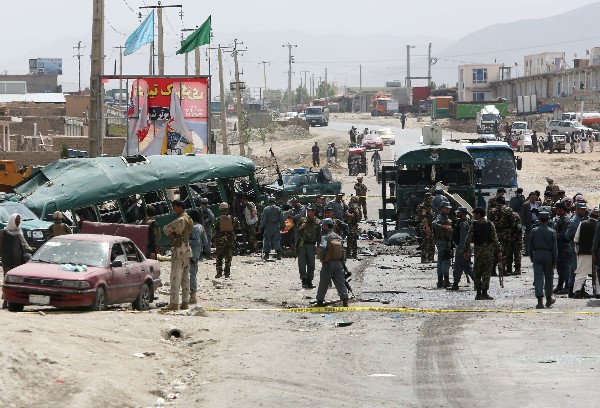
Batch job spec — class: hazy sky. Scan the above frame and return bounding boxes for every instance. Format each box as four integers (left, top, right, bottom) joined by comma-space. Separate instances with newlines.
1, 0, 599, 92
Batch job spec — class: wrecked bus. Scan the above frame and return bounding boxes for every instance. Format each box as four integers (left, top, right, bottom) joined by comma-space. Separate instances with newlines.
379, 142, 475, 237
14, 154, 261, 248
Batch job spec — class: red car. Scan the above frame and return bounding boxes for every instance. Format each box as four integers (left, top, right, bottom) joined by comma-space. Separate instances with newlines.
362, 134, 384, 151
2, 234, 161, 312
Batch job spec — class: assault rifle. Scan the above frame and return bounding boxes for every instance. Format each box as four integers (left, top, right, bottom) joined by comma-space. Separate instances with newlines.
341, 260, 354, 296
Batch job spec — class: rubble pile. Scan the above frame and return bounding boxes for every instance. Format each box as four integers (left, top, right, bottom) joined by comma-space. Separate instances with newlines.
215, 123, 311, 145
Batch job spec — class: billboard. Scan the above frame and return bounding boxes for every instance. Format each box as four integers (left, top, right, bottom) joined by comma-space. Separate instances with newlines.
124, 76, 209, 155
29, 58, 63, 75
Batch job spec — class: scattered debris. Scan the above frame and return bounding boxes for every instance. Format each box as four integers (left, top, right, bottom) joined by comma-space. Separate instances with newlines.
335, 321, 353, 327
187, 306, 209, 317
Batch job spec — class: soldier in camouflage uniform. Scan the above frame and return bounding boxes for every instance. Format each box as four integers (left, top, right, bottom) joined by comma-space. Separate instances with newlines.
323, 206, 348, 238
353, 176, 368, 219
345, 196, 362, 258
488, 196, 513, 276
464, 207, 501, 300
213, 202, 240, 278
486, 187, 506, 217
416, 193, 435, 263
297, 206, 321, 289
505, 210, 523, 275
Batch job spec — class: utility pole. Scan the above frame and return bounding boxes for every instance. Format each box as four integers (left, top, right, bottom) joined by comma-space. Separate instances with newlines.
258, 61, 269, 93
90, 0, 104, 157
407, 45, 414, 106
113, 46, 124, 103
139, 2, 182, 75
359, 64, 362, 113
428, 42, 432, 88
311, 73, 315, 97
282, 43, 297, 111
218, 46, 229, 155
181, 33, 188, 75
182, 26, 201, 75
233, 39, 247, 156
73, 41, 86, 94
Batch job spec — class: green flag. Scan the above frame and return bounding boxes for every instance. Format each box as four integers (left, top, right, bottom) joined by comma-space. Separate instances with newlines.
176, 16, 211, 55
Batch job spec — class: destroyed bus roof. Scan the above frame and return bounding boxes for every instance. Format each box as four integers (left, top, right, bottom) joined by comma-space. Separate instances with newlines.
394, 143, 474, 166
14, 154, 256, 217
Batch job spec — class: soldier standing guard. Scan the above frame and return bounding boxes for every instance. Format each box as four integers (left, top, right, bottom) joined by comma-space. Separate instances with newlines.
433, 203, 453, 288
464, 207, 501, 300
353, 176, 368, 219
345, 196, 362, 259
529, 211, 557, 308
314, 218, 348, 307
297, 206, 320, 289
505, 210, 523, 275
553, 202, 571, 294
488, 196, 513, 276
449, 207, 472, 290
213, 202, 239, 278
48, 211, 71, 238
417, 193, 435, 263
259, 196, 284, 260
162, 200, 193, 311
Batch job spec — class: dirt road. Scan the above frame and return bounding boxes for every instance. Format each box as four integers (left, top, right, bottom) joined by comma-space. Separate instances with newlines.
1, 116, 599, 407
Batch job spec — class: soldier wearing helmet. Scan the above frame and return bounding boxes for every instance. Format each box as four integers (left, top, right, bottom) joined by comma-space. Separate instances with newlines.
213, 202, 240, 278
48, 211, 71, 238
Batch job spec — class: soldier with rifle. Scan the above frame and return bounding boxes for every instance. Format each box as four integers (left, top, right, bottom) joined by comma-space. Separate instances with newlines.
432, 203, 453, 288
449, 207, 472, 291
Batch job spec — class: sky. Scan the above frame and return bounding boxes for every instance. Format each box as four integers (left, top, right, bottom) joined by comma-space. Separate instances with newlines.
1, 0, 599, 93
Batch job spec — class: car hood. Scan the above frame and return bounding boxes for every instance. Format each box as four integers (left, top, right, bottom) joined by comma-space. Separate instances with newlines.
7, 262, 106, 280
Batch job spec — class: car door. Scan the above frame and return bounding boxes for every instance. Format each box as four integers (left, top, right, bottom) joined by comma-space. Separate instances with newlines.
108, 243, 131, 303
122, 240, 144, 301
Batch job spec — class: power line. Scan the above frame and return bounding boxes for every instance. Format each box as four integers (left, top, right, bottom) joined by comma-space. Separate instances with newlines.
105, 17, 126, 36
122, 0, 136, 13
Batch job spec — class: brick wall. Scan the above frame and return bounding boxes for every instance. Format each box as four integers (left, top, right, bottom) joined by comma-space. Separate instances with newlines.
65, 95, 89, 118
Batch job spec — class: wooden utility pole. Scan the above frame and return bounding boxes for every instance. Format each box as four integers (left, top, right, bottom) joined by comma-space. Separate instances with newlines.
181, 33, 188, 75
359, 64, 362, 113
258, 61, 269, 93
282, 43, 297, 111
113, 46, 125, 102
139, 2, 182, 75
182, 27, 201, 75
218, 46, 229, 155
90, 0, 104, 157
428, 42, 432, 88
73, 41, 86, 94
233, 39, 246, 156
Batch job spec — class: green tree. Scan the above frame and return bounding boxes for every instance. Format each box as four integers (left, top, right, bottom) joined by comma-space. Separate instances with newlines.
60, 143, 69, 158
316, 82, 336, 98
294, 86, 310, 105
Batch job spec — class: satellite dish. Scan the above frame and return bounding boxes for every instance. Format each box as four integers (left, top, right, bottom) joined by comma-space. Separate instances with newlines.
422, 125, 443, 145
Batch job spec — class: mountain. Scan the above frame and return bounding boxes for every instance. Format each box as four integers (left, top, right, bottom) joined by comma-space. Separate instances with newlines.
433, 2, 600, 86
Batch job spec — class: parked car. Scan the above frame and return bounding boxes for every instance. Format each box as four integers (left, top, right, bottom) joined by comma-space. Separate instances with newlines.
546, 120, 593, 135
284, 112, 298, 121
362, 134, 384, 151
377, 128, 396, 145
0, 201, 54, 250
2, 234, 161, 312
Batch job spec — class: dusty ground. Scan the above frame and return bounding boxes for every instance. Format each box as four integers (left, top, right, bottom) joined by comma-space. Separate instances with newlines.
1, 115, 599, 407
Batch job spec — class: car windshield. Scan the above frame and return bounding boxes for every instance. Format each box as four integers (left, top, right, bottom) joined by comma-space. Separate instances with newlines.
512, 123, 527, 130
0, 204, 39, 223
378, 129, 394, 136
572, 121, 584, 127
469, 148, 517, 188
305, 108, 322, 115
364, 135, 378, 141
482, 114, 501, 122
32, 239, 110, 268
271, 174, 301, 186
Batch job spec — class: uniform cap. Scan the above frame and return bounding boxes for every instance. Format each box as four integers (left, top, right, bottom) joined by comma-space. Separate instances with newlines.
324, 206, 334, 212
456, 207, 468, 213
322, 218, 334, 226
200, 198, 209, 204
544, 191, 552, 197
538, 211, 550, 220
316, 194, 324, 199
268, 196, 276, 203
547, 178, 554, 183
554, 202, 566, 209
435, 186, 443, 192
496, 187, 506, 194
219, 202, 229, 210
306, 205, 316, 212
424, 192, 432, 198
336, 192, 344, 196
52, 211, 63, 220
516, 187, 523, 193
576, 202, 587, 209
350, 196, 359, 203
591, 209, 600, 217
575, 194, 585, 202
357, 176, 363, 180
443, 203, 453, 209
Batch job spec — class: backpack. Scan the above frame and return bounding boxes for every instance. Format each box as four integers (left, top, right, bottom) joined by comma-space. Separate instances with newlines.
324, 236, 344, 262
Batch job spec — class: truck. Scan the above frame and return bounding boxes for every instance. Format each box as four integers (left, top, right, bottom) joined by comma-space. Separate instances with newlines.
263, 168, 342, 204
0, 160, 33, 193
304, 106, 330, 127
371, 97, 399, 117
476, 105, 502, 134
561, 112, 600, 126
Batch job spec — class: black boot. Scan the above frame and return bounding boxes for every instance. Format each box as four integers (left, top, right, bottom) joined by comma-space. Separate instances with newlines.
568, 287, 574, 298
215, 271, 223, 278
514, 266, 521, 276
276, 251, 282, 260
546, 296, 556, 308
314, 300, 325, 307
342, 298, 349, 307
301, 279, 308, 289
224, 268, 230, 278
536, 296, 545, 309
437, 277, 443, 288
447, 282, 459, 291
481, 290, 494, 300
263, 252, 270, 261
553, 280, 564, 294
475, 290, 482, 300
307, 280, 315, 289
443, 275, 451, 288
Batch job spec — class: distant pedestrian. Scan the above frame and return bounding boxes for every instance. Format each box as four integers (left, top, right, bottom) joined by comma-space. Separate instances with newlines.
433, 203, 453, 288
589, 131, 595, 152
518, 132, 525, 152
200, 198, 215, 256
529, 210, 557, 309
297, 206, 320, 289
417, 193, 435, 263
400, 113, 407, 129
329, 143, 338, 164
260, 197, 284, 260
353, 176, 368, 219
547, 132, 553, 154
572, 209, 599, 298
326, 143, 332, 164
188, 209, 208, 304
580, 131, 588, 153
371, 150, 381, 174
532, 131, 538, 153
0, 214, 33, 309
312, 142, 320, 167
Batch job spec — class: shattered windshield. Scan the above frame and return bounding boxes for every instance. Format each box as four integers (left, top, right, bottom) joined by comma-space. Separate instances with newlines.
271, 174, 300, 186
32, 239, 109, 268
470, 148, 517, 188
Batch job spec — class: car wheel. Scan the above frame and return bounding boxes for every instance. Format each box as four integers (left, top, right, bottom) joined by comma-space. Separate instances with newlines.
133, 282, 152, 311
8, 302, 24, 312
91, 286, 107, 311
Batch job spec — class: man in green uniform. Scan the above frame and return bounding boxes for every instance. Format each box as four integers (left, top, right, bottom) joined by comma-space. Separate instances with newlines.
297, 205, 320, 289
529, 211, 557, 309
505, 210, 523, 275
464, 207, 501, 300
416, 192, 435, 263
488, 196, 514, 276
345, 196, 362, 259
353, 176, 368, 219
48, 211, 71, 238
162, 200, 193, 310
213, 202, 240, 278
314, 218, 348, 307
486, 187, 506, 216
433, 203, 453, 288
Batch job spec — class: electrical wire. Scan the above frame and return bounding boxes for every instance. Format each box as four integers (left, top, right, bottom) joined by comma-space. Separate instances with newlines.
122, 0, 136, 14
105, 18, 127, 36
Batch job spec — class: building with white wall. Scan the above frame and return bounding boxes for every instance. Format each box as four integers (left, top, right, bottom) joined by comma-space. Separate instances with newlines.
524, 52, 565, 76
457, 64, 503, 102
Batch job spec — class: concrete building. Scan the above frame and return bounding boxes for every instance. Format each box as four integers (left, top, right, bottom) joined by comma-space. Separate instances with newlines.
457, 64, 503, 102
524, 52, 566, 76
0, 74, 61, 93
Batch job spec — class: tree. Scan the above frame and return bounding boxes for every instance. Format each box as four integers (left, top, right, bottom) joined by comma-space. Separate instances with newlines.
316, 82, 336, 98
294, 86, 309, 105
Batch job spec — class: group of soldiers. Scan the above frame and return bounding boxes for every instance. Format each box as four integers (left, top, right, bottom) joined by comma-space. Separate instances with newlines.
416, 177, 600, 308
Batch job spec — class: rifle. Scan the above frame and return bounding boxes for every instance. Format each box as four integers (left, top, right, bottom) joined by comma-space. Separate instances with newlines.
497, 252, 504, 288
269, 148, 284, 187
341, 261, 354, 296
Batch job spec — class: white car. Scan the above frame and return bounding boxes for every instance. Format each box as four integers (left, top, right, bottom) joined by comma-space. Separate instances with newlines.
284, 112, 298, 121
546, 120, 592, 135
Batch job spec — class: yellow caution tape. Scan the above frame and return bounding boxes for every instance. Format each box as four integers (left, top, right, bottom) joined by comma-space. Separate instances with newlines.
203, 306, 600, 315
